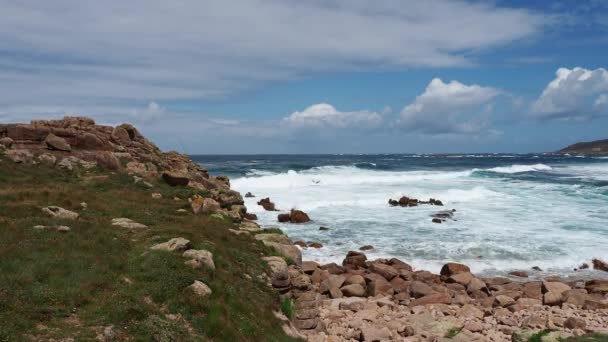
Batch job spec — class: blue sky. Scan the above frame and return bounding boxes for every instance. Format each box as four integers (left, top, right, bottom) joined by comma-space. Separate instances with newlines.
1, 0, 607, 154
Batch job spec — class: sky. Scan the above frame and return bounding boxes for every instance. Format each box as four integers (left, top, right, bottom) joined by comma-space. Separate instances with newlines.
1, 0, 608, 154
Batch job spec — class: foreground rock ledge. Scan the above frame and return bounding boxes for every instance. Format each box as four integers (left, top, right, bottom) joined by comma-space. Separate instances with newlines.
265, 251, 608, 341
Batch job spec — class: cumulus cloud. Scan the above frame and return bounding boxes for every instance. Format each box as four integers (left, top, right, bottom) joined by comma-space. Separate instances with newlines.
0, 0, 545, 115
283, 103, 382, 128
399, 78, 500, 134
531, 67, 608, 120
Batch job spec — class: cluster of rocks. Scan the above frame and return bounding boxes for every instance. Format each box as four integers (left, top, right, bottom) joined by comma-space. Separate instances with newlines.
258, 197, 278, 211
388, 196, 443, 207
278, 209, 311, 224
260, 249, 608, 340
431, 209, 457, 224
0, 116, 250, 221
150, 237, 215, 297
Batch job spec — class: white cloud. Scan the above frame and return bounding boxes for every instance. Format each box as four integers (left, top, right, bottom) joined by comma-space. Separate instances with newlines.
0, 0, 545, 114
531, 67, 608, 119
399, 78, 500, 134
283, 103, 382, 128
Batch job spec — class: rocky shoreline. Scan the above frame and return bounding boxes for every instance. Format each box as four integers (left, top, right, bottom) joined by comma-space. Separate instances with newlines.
2, 117, 607, 341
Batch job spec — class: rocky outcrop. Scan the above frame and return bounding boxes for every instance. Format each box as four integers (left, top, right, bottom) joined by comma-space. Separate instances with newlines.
388, 196, 444, 207
0, 116, 245, 215
277, 209, 311, 223
257, 197, 278, 211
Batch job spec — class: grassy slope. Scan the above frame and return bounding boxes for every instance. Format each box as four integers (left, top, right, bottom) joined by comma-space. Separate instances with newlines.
0, 159, 298, 341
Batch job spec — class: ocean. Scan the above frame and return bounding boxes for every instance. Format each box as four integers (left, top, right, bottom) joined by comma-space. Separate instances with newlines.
191, 154, 608, 278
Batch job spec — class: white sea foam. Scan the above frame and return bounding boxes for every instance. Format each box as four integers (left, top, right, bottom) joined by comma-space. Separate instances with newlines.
481, 163, 552, 174
233, 161, 608, 276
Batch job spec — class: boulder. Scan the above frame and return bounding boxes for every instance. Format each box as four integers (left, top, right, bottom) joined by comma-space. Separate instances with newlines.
360, 327, 392, 341
0, 137, 13, 148
245, 192, 255, 198
257, 198, 277, 211
277, 213, 291, 223
369, 263, 398, 280
343, 251, 367, 268
42, 206, 79, 220
38, 153, 57, 165
409, 293, 451, 306
340, 284, 367, 297
45, 133, 71, 151
345, 275, 366, 286
410, 281, 436, 298
585, 279, 608, 294
440, 263, 470, 277
183, 249, 215, 270
200, 198, 221, 214
290, 209, 310, 223
187, 280, 212, 298
367, 278, 394, 297
592, 258, 608, 272
541, 281, 571, 295
150, 238, 191, 252
6, 149, 33, 163
359, 245, 374, 251
111, 218, 148, 229
95, 151, 122, 171
162, 171, 190, 186
447, 272, 473, 286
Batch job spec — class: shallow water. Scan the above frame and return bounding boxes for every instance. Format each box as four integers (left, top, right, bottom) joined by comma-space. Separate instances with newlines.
192, 154, 608, 278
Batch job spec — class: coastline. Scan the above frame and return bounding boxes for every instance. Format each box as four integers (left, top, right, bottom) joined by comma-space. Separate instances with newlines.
1, 117, 607, 341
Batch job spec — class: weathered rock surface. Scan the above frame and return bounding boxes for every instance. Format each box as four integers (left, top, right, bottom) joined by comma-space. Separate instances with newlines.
111, 218, 148, 229
42, 206, 79, 220
150, 238, 191, 253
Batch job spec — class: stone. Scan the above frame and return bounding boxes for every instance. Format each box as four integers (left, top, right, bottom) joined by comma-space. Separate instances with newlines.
42, 206, 79, 220
57, 158, 73, 170
56, 226, 71, 232
509, 271, 529, 278
0, 137, 13, 148
564, 317, 586, 330
302, 261, 319, 274
360, 326, 391, 341
200, 198, 221, 214
343, 251, 367, 268
345, 274, 366, 286
543, 291, 563, 306
542, 281, 571, 296
277, 213, 291, 223
151, 238, 191, 252
367, 278, 394, 297
257, 197, 277, 211
341, 284, 366, 297
359, 245, 374, 251
45, 133, 71, 151
111, 218, 147, 229
369, 262, 398, 280
38, 153, 57, 165
329, 287, 343, 299
162, 171, 190, 186
440, 263, 470, 277
458, 304, 484, 319
187, 280, 212, 298
467, 277, 487, 293
592, 258, 608, 272
448, 272, 473, 286
522, 282, 542, 300
183, 249, 215, 270
464, 320, 483, 333
585, 279, 608, 294
6, 149, 33, 163
494, 295, 515, 307
95, 151, 121, 170
409, 293, 451, 306
389, 277, 410, 294
410, 281, 436, 298
151, 192, 162, 199
290, 209, 310, 223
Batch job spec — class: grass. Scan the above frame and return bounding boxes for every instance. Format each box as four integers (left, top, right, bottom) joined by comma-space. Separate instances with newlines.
445, 327, 462, 339
562, 334, 608, 342
528, 330, 553, 342
280, 298, 295, 320
0, 159, 300, 341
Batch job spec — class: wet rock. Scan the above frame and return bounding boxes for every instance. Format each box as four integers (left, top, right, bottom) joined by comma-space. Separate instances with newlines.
509, 271, 529, 278
432, 218, 442, 224
592, 258, 608, 272
257, 197, 277, 211
440, 263, 471, 277
359, 245, 374, 251
245, 192, 255, 198
343, 251, 367, 269
319, 226, 330, 231
278, 213, 291, 223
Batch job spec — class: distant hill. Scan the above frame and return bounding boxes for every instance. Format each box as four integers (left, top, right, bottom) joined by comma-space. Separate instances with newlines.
559, 138, 608, 155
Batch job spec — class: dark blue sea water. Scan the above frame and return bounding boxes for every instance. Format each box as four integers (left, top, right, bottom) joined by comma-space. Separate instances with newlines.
192, 154, 608, 277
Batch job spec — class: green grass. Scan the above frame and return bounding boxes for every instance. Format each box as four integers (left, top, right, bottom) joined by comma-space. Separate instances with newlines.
280, 298, 295, 320
445, 327, 462, 339
562, 333, 608, 342
0, 160, 300, 341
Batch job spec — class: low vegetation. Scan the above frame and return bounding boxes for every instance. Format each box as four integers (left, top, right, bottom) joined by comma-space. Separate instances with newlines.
0, 160, 297, 341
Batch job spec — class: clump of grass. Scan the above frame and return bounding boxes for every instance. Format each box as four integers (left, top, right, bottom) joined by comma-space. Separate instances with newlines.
445, 327, 462, 339
528, 329, 553, 342
262, 227, 284, 235
562, 333, 608, 342
280, 298, 295, 320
